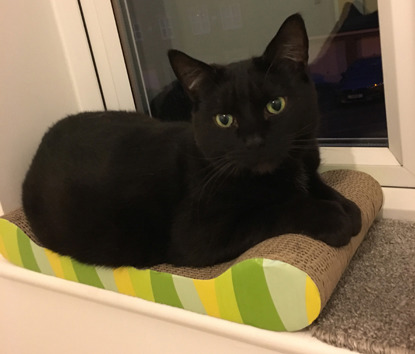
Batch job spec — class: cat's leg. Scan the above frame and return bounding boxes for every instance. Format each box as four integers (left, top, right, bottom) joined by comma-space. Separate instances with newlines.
169, 199, 276, 266
170, 195, 355, 267
275, 195, 359, 247
169, 173, 362, 266
301, 148, 361, 235
307, 172, 362, 236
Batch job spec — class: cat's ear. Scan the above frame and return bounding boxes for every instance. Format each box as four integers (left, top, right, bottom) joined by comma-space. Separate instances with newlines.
262, 14, 309, 67
168, 50, 216, 100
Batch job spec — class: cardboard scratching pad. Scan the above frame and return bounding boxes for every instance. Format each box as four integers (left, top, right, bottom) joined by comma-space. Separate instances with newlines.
0, 170, 382, 332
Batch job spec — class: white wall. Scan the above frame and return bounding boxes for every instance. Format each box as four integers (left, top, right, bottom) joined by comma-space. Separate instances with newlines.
0, 0, 103, 215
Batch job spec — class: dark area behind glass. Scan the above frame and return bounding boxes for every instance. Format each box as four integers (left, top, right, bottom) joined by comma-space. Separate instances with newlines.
112, 0, 387, 147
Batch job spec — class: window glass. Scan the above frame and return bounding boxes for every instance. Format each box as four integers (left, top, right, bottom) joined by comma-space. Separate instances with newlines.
113, 0, 387, 147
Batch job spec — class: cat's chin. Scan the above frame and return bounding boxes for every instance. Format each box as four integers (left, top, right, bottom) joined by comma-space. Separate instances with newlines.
251, 161, 278, 175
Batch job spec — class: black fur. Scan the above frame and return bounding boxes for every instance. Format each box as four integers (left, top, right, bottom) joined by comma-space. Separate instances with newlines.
22, 14, 361, 268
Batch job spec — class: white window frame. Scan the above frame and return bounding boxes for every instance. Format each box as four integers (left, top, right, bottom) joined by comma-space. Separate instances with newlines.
320, 0, 415, 188
66, 0, 415, 219
74, 0, 136, 111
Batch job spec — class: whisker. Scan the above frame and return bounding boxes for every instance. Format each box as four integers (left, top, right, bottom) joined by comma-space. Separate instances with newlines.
289, 123, 317, 137
193, 155, 238, 202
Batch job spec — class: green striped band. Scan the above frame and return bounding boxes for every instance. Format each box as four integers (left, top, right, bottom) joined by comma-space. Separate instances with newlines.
232, 258, 286, 331
0, 218, 321, 332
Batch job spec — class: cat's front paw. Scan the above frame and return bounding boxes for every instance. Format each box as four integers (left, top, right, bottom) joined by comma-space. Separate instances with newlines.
306, 200, 358, 247
339, 198, 362, 236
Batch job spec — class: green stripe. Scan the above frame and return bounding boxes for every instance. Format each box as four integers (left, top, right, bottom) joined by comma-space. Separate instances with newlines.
31, 241, 55, 275
71, 259, 104, 288
59, 256, 79, 282
1, 224, 23, 266
263, 259, 309, 331
172, 275, 206, 314
129, 268, 154, 302
232, 259, 286, 331
16, 228, 40, 272
96, 267, 119, 291
215, 269, 243, 323
150, 271, 183, 309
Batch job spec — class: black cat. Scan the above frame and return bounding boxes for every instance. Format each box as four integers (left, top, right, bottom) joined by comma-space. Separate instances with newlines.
22, 14, 361, 268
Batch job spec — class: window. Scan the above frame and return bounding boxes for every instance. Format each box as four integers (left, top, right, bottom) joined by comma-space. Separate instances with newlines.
76, 0, 415, 190
220, 3, 243, 31
158, 16, 174, 40
111, 0, 387, 148
132, 22, 143, 42
188, 5, 211, 35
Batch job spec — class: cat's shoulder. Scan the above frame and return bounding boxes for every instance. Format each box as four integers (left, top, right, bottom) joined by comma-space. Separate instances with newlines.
51, 111, 150, 128
48, 110, 190, 133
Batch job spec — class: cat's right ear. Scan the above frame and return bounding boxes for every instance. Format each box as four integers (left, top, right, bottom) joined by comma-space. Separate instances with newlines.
168, 50, 216, 101
262, 13, 309, 68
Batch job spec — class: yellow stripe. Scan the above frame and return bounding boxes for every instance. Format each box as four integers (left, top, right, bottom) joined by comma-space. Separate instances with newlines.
215, 270, 243, 323
0, 220, 23, 266
193, 278, 220, 318
44, 249, 65, 278
113, 267, 136, 296
305, 276, 321, 324
59, 256, 79, 282
128, 268, 154, 302
0, 223, 9, 259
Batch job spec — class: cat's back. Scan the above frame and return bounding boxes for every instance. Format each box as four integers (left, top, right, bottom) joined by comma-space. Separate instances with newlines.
24, 110, 192, 204
38, 111, 187, 154
29, 111, 189, 168
22, 111, 192, 267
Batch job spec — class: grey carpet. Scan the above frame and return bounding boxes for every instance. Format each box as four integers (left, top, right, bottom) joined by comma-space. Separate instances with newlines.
310, 218, 415, 354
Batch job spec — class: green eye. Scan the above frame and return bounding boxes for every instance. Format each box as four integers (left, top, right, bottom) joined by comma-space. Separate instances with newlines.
214, 114, 234, 128
266, 97, 286, 115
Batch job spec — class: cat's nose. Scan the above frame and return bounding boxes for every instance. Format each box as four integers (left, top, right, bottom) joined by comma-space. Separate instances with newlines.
245, 134, 265, 149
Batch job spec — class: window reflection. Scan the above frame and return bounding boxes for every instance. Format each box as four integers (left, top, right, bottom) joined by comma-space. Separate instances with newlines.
310, 2, 386, 145
114, 0, 387, 147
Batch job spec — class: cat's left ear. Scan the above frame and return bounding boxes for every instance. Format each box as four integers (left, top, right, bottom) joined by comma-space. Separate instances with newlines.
262, 13, 309, 67
168, 50, 216, 101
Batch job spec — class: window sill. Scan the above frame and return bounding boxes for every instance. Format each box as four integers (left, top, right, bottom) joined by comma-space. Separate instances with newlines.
0, 256, 357, 354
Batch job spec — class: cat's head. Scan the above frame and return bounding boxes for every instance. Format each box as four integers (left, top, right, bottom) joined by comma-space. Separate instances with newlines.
169, 14, 319, 175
